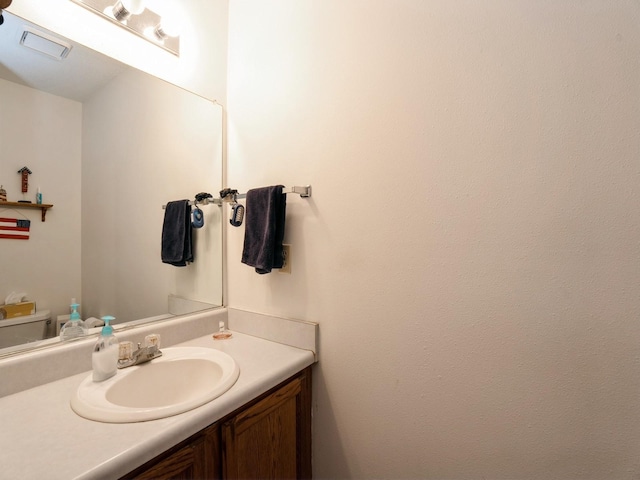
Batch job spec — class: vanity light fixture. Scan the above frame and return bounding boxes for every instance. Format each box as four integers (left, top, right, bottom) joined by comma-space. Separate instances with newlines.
70, 0, 180, 56
152, 11, 183, 41
112, 0, 145, 22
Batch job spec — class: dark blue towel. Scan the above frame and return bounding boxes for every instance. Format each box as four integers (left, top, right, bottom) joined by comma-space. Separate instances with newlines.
241, 185, 286, 274
161, 200, 193, 267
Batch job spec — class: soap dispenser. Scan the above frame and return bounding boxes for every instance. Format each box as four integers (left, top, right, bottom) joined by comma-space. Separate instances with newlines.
92, 316, 119, 382
60, 302, 87, 341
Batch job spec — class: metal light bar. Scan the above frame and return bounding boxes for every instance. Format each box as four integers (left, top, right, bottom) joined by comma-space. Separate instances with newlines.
70, 0, 180, 56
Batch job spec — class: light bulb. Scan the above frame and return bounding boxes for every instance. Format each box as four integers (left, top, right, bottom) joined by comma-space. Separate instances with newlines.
124, 0, 145, 14
154, 6, 184, 40
159, 15, 182, 37
112, 0, 146, 22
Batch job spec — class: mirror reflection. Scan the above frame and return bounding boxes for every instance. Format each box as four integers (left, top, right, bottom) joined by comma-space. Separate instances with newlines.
0, 11, 223, 355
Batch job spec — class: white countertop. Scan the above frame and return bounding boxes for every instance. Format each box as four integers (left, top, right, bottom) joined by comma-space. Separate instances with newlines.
0, 331, 315, 480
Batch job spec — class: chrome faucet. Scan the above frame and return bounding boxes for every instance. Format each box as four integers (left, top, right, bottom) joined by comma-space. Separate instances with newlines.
118, 334, 162, 368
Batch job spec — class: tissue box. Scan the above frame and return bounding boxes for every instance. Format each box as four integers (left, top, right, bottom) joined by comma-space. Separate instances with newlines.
0, 301, 36, 319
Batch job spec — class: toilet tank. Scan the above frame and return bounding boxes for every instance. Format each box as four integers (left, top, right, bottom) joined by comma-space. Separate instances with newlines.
0, 310, 51, 349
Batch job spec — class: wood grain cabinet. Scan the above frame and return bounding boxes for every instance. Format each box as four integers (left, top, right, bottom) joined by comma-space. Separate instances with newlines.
122, 424, 220, 480
122, 367, 312, 480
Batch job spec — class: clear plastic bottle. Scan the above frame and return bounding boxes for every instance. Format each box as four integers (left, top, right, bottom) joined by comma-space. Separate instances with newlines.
60, 302, 87, 341
92, 316, 119, 382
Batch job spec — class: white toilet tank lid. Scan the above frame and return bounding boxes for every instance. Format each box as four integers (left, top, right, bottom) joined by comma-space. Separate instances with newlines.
0, 310, 51, 327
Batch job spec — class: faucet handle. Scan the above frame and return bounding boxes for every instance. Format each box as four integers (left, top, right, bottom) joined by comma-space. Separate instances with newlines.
145, 334, 161, 349
118, 341, 134, 362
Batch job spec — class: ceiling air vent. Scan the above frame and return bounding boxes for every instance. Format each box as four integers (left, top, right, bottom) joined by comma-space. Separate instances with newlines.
19, 27, 72, 60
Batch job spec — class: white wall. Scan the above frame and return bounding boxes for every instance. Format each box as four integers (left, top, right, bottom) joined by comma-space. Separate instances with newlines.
7, 0, 228, 102
82, 68, 223, 322
0, 78, 81, 322
227, 1, 640, 478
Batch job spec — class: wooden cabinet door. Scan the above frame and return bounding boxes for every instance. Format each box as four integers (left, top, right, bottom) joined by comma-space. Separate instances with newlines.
122, 424, 220, 480
222, 368, 311, 480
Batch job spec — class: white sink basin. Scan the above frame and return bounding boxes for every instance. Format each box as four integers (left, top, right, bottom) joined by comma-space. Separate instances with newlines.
71, 347, 239, 423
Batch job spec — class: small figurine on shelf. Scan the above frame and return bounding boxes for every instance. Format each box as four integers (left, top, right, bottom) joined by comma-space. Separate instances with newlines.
0, 185, 6, 202
17, 167, 32, 203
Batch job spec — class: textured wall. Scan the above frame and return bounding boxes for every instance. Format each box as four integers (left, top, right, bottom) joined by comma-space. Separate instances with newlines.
227, 1, 640, 478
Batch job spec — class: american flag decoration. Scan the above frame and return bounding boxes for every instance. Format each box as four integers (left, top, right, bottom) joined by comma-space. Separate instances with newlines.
0, 217, 30, 240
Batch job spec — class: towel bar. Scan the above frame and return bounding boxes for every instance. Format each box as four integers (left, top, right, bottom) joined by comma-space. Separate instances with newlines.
234, 185, 312, 200
162, 185, 311, 209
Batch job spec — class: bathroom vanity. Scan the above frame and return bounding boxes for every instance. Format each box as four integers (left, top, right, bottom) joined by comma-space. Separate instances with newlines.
123, 366, 311, 479
0, 309, 318, 480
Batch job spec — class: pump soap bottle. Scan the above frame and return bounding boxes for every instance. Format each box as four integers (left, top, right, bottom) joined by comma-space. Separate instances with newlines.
92, 316, 119, 382
60, 301, 87, 341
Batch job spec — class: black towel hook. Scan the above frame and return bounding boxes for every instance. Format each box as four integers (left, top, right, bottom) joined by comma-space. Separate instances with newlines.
195, 192, 213, 203
192, 193, 208, 229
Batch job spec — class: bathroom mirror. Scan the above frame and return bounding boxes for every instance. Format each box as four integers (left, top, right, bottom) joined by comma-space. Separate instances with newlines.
0, 11, 223, 356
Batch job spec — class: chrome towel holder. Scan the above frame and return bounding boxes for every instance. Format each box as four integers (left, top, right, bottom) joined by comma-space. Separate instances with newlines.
162, 185, 312, 210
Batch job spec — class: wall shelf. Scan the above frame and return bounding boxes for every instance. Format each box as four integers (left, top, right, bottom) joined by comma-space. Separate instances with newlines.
0, 202, 53, 222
